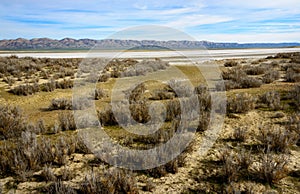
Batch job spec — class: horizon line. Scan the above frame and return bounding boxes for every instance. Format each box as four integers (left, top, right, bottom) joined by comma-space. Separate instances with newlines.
1, 37, 300, 44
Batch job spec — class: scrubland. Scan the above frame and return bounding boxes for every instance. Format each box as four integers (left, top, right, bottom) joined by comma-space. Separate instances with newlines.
0, 52, 299, 193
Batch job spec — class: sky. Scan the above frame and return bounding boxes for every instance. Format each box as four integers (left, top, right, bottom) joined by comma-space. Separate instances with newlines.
0, 0, 299, 43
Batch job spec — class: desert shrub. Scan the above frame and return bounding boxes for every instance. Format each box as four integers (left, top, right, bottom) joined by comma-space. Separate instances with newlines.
73, 97, 92, 110
286, 114, 300, 146
263, 70, 280, 83
254, 151, 289, 185
286, 67, 300, 82
197, 111, 210, 132
150, 89, 175, 100
126, 82, 146, 102
49, 98, 72, 110
216, 148, 240, 182
224, 60, 238, 67
79, 169, 138, 194
75, 135, 92, 154
94, 88, 107, 100
222, 68, 262, 89
222, 68, 247, 81
233, 127, 248, 142
259, 91, 281, 110
41, 164, 57, 182
165, 99, 181, 122
130, 100, 150, 123
10, 82, 40, 96
194, 84, 211, 111
35, 119, 47, 134
132, 123, 176, 145
227, 93, 256, 113
54, 136, 76, 166
0, 131, 41, 179
257, 125, 296, 153
168, 79, 193, 98
98, 72, 110, 82
291, 53, 300, 63
121, 59, 169, 78
3, 76, 16, 86
38, 137, 55, 164
59, 166, 74, 181
290, 85, 300, 109
223, 80, 242, 90
236, 149, 252, 170
44, 180, 77, 194
243, 65, 266, 75
58, 112, 76, 131
56, 79, 73, 89
0, 105, 27, 139
240, 76, 262, 88
97, 105, 118, 126
222, 152, 240, 183
40, 69, 49, 79
144, 159, 179, 178
40, 79, 56, 92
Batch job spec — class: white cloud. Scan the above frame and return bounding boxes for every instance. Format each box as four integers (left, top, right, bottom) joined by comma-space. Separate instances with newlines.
197, 32, 300, 43
202, 0, 300, 9
166, 15, 233, 28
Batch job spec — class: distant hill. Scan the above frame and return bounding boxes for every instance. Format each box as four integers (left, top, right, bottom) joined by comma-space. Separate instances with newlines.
0, 38, 299, 50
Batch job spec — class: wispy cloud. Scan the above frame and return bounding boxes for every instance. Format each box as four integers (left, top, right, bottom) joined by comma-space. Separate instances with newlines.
0, 0, 299, 42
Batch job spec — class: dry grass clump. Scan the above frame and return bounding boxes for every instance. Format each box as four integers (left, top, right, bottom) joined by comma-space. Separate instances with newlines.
227, 93, 256, 113
79, 169, 138, 194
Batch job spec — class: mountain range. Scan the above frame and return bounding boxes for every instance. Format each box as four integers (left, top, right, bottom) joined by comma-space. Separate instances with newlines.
0, 38, 299, 50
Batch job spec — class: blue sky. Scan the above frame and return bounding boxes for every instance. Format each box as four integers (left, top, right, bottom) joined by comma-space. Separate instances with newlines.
0, 0, 299, 42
